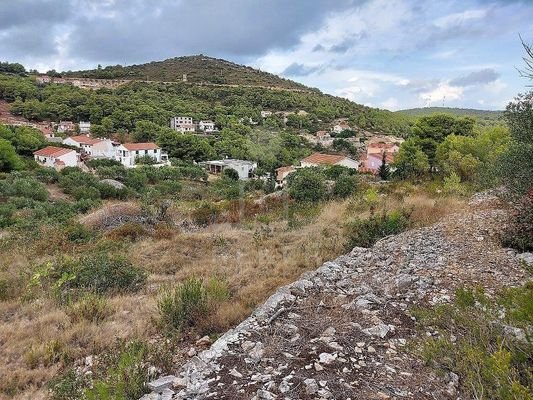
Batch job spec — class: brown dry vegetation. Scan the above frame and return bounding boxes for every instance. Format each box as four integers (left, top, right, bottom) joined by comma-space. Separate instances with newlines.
0, 184, 465, 399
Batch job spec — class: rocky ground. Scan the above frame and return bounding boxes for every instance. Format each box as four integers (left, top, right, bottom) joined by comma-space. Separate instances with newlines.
143, 192, 530, 400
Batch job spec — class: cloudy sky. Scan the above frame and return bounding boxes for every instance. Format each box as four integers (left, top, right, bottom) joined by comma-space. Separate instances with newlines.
1, 0, 532, 111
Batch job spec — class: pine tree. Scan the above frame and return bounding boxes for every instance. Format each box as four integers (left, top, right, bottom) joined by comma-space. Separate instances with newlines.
378, 152, 390, 180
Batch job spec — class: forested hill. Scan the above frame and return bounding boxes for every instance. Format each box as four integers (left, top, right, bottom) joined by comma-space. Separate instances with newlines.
397, 107, 503, 121
61, 55, 308, 90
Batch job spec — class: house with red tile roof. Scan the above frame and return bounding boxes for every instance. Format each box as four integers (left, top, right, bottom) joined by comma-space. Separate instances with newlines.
33, 146, 78, 169
359, 141, 400, 174
115, 142, 168, 168
275, 165, 297, 187
62, 134, 116, 158
301, 152, 359, 170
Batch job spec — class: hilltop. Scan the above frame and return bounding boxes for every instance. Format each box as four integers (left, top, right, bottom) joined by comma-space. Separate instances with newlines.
397, 106, 503, 123
62, 55, 308, 90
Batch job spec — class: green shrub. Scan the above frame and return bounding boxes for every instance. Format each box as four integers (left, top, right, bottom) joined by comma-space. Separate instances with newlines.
332, 173, 359, 198
158, 276, 229, 332
288, 167, 326, 202
64, 223, 95, 244
442, 172, 467, 196
85, 341, 149, 400
414, 284, 533, 399
0, 176, 48, 201
34, 254, 147, 299
34, 167, 59, 184
86, 158, 123, 169
49, 368, 88, 400
502, 190, 533, 252
192, 202, 220, 226
66, 293, 112, 323
344, 209, 412, 249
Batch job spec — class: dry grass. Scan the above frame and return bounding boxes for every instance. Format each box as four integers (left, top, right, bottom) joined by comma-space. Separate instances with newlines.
0, 186, 465, 398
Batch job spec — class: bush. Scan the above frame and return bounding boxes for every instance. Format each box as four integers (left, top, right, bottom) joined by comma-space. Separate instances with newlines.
502, 190, 533, 252
414, 284, 533, 399
107, 222, 147, 241
86, 158, 123, 169
64, 223, 95, 244
191, 202, 220, 226
332, 173, 359, 198
288, 168, 326, 202
84, 341, 149, 400
66, 293, 112, 323
158, 277, 229, 332
345, 209, 412, 249
49, 369, 88, 400
35, 253, 147, 299
0, 176, 48, 201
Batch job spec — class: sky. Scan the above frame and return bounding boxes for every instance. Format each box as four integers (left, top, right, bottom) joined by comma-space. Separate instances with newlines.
1, 0, 532, 111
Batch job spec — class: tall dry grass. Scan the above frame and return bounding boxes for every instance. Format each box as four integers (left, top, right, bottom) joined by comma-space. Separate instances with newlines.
0, 187, 465, 398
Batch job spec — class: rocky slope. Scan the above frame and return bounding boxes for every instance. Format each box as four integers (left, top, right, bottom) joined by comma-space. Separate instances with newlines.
143, 193, 529, 400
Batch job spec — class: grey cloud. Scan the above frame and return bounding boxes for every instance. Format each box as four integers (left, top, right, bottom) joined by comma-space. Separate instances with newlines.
282, 63, 323, 77
450, 68, 499, 87
0, 0, 72, 29
66, 0, 359, 65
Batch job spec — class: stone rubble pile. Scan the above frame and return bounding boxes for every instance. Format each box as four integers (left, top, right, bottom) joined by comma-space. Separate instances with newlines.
142, 194, 528, 399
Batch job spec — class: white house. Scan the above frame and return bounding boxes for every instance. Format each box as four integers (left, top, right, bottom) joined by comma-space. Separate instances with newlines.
62, 135, 117, 158
301, 152, 359, 170
115, 142, 167, 168
201, 159, 257, 180
260, 111, 273, 118
33, 146, 78, 169
198, 120, 216, 132
79, 121, 91, 134
170, 116, 196, 133
57, 121, 75, 133
62, 135, 102, 155
332, 124, 351, 134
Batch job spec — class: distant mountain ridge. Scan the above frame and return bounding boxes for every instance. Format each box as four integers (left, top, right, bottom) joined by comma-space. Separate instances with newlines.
62, 55, 308, 90
397, 107, 503, 119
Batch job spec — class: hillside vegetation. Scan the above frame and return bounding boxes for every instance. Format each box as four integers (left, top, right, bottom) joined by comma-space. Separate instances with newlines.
61, 55, 308, 90
398, 107, 503, 127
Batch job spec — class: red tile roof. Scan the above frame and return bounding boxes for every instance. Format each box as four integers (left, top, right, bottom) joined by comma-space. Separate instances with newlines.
68, 135, 102, 145
302, 152, 347, 165
122, 142, 159, 151
33, 146, 74, 157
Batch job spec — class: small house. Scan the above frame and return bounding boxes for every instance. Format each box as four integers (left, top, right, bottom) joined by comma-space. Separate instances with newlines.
198, 120, 216, 133
57, 121, 76, 133
275, 166, 297, 187
33, 146, 78, 169
301, 152, 359, 170
115, 142, 167, 168
170, 116, 196, 133
202, 159, 257, 180
79, 121, 91, 134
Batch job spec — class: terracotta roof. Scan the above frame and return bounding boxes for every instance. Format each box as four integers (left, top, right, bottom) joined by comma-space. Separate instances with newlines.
301, 152, 347, 165
68, 135, 102, 145
122, 142, 159, 151
34, 146, 74, 157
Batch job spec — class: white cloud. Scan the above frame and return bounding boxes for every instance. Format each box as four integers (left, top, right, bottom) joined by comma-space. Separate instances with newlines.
419, 82, 464, 105
380, 97, 400, 110
433, 8, 488, 29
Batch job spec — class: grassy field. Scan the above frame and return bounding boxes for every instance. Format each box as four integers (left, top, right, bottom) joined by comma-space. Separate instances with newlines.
0, 177, 466, 399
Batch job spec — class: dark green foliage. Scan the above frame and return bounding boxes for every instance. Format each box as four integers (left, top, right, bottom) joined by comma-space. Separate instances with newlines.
344, 209, 412, 249
378, 152, 391, 180
392, 139, 430, 180
44, 253, 146, 298
332, 173, 359, 198
497, 92, 533, 197
0, 174, 48, 201
222, 168, 239, 181
48, 369, 88, 400
86, 158, 123, 169
288, 167, 326, 202
502, 190, 533, 252
0, 137, 23, 172
414, 284, 533, 399
157, 276, 230, 332
0, 61, 26, 75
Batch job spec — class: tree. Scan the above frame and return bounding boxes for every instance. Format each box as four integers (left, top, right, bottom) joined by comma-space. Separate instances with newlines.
392, 139, 430, 180
497, 92, 533, 196
332, 173, 359, 198
157, 131, 215, 161
378, 152, 390, 180
0, 138, 23, 172
288, 168, 326, 202
132, 120, 162, 142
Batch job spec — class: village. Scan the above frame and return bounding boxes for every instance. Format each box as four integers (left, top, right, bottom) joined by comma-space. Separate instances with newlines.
1, 100, 403, 185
